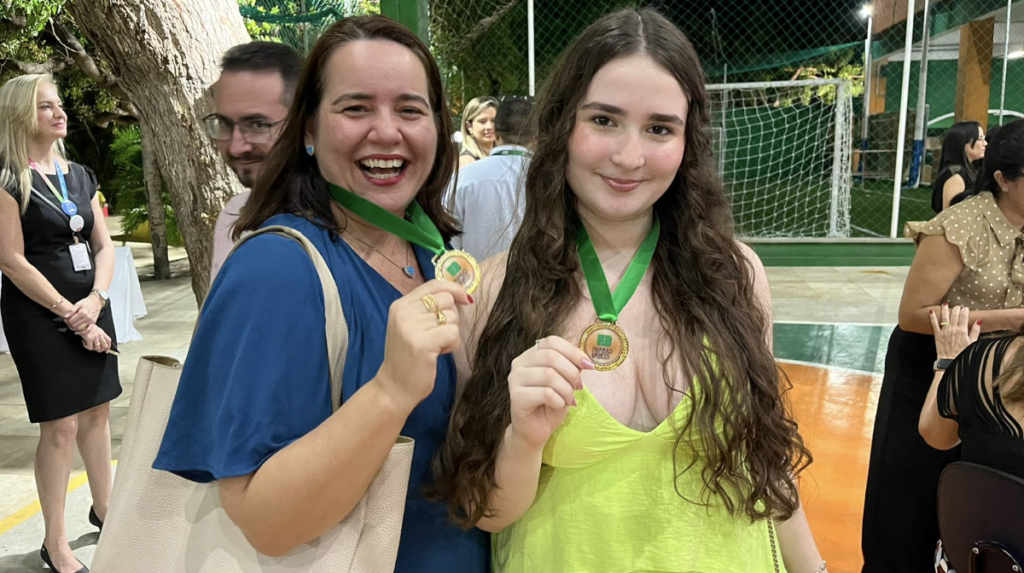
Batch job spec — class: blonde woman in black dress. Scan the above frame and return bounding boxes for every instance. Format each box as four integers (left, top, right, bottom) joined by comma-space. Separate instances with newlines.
0, 74, 120, 573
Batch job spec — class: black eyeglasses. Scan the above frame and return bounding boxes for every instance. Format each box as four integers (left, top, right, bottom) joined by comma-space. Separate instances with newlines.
202, 115, 286, 144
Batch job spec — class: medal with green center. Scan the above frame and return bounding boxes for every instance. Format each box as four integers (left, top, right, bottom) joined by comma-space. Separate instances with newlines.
328, 183, 481, 294
576, 216, 659, 371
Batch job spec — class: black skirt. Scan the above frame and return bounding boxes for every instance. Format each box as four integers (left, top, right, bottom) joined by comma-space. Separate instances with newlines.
2, 284, 120, 422
861, 326, 960, 573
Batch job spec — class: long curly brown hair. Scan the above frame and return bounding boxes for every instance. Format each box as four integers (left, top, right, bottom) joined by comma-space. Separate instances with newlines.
431, 8, 811, 527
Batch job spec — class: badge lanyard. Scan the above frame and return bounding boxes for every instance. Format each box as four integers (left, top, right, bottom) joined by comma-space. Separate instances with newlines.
29, 159, 84, 237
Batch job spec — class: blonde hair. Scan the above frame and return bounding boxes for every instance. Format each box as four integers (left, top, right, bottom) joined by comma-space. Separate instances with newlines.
459, 96, 497, 160
0, 74, 65, 214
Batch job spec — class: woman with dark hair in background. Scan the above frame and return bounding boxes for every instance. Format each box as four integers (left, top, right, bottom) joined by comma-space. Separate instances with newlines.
153, 16, 489, 571
863, 119, 1024, 573
433, 8, 825, 573
931, 121, 986, 212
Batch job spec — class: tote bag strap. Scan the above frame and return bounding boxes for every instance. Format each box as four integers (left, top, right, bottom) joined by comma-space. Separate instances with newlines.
219, 225, 347, 410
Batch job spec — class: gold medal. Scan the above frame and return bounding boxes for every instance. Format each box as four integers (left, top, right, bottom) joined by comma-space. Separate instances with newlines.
579, 322, 629, 371
434, 249, 481, 295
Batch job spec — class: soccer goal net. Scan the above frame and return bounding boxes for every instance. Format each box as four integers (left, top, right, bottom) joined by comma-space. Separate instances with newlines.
706, 79, 853, 239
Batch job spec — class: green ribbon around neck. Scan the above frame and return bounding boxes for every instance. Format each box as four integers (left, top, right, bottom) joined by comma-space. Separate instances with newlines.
576, 217, 660, 323
327, 183, 445, 256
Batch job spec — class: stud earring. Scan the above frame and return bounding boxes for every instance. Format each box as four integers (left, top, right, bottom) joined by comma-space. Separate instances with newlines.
305, 145, 314, 156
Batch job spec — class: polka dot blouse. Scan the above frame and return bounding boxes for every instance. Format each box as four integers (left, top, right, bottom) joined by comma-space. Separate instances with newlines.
906, 192, 1024, 310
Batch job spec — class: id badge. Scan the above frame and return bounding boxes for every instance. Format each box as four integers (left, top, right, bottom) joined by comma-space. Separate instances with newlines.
69, 243, 92, 272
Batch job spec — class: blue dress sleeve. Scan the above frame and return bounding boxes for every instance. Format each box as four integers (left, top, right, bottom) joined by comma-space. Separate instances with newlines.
153, 233, 334, 482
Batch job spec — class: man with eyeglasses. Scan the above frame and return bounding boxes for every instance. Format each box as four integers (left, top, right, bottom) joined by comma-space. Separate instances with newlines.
205, 41, 302, 282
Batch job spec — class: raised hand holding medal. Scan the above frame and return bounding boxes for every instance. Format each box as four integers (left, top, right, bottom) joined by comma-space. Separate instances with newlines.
576, 216, 660, 371
328, 183, 482, 294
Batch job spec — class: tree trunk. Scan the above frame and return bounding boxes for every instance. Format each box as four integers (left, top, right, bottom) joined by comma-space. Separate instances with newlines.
67, 0, 249, 305
140, 121, 171, 280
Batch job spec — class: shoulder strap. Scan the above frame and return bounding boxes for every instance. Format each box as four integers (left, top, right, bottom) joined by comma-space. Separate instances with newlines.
220, 225, 348, 411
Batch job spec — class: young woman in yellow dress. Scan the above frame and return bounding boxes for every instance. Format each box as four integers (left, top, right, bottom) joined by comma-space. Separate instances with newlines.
433, 8, 826, 573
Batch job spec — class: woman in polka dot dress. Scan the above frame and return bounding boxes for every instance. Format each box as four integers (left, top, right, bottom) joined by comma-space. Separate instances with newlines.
862, 120, 1024, 573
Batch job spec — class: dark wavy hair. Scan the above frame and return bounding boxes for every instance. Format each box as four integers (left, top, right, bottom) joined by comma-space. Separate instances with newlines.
932, 121, 982, 212
235, 16, 459, 240
431, 8, 810, 527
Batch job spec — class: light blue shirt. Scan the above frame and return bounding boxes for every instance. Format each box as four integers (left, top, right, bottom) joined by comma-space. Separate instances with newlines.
450, 144, 530, 261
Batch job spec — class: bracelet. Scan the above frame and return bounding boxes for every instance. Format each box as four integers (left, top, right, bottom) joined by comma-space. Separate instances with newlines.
813, 560, 827, 573
49, 296, 64, 311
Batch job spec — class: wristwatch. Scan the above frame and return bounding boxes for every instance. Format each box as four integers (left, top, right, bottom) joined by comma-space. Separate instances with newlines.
933, 358, 955, 371
91, 288, 109, 306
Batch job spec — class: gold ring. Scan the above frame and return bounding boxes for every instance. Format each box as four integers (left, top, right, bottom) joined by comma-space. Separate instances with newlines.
940, 322, 950, 326
436, 310, 446, 326
421, 294, 438, 313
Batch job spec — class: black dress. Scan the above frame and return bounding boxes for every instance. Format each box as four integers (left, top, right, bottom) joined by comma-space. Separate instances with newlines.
938, 335, 1024, 479
1, 162, 120, 423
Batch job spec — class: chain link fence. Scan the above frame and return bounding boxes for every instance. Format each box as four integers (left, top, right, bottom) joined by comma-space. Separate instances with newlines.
430, 0, 1024, 239
858, 0, 1024, 237
239, 0, 1023, 239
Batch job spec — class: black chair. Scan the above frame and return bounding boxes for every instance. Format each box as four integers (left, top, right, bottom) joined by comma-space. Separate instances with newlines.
937, 462, 1024, 572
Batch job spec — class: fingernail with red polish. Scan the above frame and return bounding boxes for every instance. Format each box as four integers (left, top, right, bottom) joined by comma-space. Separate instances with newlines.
467, 295, 474, 304
977, 320, 983, 325
571, 397, 578, 407
582, 358, 595, 370
929, 310, 934, 315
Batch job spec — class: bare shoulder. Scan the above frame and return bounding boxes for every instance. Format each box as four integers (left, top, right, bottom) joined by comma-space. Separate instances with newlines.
480, 250, 510, 284
734, 240, 767, 278
470, 250, 510, 325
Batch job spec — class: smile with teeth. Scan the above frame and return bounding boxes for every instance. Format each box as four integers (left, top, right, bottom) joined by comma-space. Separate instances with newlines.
359, 158, 407, 180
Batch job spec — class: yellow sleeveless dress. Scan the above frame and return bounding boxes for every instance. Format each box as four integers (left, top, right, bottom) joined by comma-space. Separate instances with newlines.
492, 388, 786, 573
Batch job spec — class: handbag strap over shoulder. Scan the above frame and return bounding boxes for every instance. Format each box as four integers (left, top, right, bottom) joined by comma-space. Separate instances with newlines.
221, 225, 348, 411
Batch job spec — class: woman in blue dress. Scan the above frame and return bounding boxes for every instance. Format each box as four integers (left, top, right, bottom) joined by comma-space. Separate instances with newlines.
152, 16, 490, 571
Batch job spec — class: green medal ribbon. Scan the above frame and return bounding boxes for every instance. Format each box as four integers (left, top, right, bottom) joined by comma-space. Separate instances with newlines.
327, 183, 445, 256
491, 149, 529, 157
576, 217, 660, 323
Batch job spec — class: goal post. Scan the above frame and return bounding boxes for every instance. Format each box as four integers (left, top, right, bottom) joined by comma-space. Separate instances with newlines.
706, 79, 853, 239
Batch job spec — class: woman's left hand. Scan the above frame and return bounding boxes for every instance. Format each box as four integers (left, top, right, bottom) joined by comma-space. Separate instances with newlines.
64, 294, 103, 332
930, 304, 982, 360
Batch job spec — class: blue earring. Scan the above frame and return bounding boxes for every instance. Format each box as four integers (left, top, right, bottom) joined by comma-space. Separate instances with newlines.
305, 145, 314, 156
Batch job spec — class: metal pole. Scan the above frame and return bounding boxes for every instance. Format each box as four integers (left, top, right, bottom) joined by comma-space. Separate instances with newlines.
1000, 0, 1013, 124
830, 81, 850, 237
862, 14, 873, 143
890, 0, 915, 238
859, 14, 873, 179
527, 0, 536, 97
908, 0, 931, 188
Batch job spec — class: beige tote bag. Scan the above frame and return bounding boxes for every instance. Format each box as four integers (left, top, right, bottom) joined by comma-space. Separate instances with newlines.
91, 226, 415, 573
